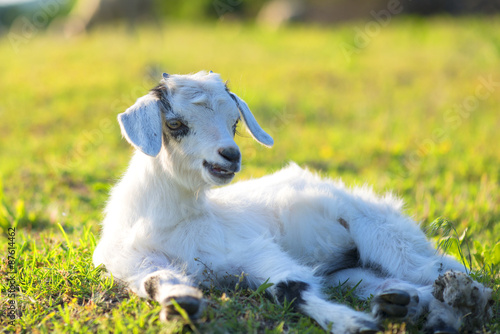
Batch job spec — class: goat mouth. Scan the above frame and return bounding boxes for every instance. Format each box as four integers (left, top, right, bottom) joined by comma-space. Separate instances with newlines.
203, 161, 237, 179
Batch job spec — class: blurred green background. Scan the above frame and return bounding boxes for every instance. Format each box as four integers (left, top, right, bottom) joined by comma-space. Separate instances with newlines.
0, 1, 499, 333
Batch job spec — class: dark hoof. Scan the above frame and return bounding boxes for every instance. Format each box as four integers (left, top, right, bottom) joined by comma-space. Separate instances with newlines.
378, 289, 411, 306
373, 290, 411, 319
377, 303, 408, 318
163, 296, 201, 316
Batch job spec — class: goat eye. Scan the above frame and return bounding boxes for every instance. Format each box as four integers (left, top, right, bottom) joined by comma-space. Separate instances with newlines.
166, 120, 183, 130
232, 120, 239, 136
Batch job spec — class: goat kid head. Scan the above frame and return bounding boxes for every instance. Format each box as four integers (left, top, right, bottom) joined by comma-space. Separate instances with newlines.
118, 71, 274, 189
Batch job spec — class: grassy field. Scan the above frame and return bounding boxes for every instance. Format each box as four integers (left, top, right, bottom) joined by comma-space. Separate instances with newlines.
0, 16, 499, 333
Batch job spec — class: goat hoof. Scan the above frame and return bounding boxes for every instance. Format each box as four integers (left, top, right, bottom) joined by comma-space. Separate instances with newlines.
378, 289, 411, 305
378, 303, 408, 318
372, 290, 411, 319
161, 296, 201, 319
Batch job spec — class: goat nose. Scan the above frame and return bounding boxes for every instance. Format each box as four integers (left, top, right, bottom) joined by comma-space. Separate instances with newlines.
218, 147, 241, 163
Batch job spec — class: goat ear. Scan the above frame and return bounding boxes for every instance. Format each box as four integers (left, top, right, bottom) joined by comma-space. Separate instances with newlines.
118, 94, 163, 157
229, 93, 274, 148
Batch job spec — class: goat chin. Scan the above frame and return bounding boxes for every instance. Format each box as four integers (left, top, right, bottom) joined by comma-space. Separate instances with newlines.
93, 71, 493, 333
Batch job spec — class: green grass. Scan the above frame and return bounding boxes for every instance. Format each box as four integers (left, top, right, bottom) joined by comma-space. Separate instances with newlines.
1, 16, 499, 333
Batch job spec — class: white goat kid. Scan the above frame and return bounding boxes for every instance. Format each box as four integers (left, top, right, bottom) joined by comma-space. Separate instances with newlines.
93, 71, 492, 333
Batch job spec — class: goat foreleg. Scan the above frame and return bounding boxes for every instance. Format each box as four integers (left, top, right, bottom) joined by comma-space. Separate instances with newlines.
127, 255, 203, 320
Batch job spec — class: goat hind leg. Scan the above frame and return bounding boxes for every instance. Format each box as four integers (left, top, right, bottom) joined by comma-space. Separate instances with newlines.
425, 270, 493, 334
264, 278, 382, 333
240, 244, 381, 333
328, 267, 434, 324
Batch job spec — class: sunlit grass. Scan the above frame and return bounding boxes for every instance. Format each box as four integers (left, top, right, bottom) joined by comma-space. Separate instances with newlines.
0, 17, 499, 333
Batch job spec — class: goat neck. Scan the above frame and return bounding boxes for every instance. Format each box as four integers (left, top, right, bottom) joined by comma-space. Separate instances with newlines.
121, 151, 209, 230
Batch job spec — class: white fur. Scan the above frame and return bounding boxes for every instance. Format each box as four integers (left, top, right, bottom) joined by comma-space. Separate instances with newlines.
94, 71, 492, 333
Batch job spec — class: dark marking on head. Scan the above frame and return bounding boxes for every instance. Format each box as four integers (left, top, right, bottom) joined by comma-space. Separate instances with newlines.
317, 247, 360, 276
150, 84, 172, 114
232, 119, 240, 137
151, 84, 192, 143
275, 281, 309, 311
166, 121, 190, 142
162, 122, 190, 144
161, 117, 192, 145
338, 217, 349, 230
144, 275, 160, 300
